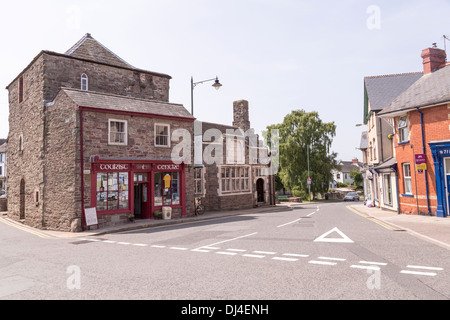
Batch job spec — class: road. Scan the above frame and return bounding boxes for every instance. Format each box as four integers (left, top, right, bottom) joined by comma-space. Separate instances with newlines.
0, 202, 449, 302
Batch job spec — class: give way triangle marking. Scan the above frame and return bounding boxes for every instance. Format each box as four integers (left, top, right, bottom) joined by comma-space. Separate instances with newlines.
314, 227, 354, 243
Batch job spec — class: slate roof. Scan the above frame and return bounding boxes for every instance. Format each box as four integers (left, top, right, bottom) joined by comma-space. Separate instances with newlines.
61, 88, 194, 120
65, 33, 133, 69
379, 64, 450, 116
338, 161, 362, 173
364, 72, 423, 111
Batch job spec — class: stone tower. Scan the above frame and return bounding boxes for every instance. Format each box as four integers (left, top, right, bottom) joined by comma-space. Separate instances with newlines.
232, 100, 250, 132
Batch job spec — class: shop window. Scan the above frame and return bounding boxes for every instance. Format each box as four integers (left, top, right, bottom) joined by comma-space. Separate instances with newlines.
108, 119, 127, 145
81, 73, 88, 91
96, 172, 129, 211
154, 171, 179, 206
221, 166, 249, 194
155, 124, 170, 147
398, 116, 408, 143
402, 163, 412, 195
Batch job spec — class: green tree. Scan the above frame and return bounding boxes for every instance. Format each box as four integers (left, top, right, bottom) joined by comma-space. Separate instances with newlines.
264, 109, 338, 199
349, 168, 363, 186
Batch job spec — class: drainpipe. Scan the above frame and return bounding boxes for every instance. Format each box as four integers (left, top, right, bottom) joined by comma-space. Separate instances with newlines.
417, 108, 431, 215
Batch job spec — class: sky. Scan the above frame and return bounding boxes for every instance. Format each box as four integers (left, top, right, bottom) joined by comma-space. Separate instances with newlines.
1, 0, 449, 161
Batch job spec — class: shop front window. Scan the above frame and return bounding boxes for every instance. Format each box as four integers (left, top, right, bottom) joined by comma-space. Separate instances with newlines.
154, 171, 180, 206
96, 172, 129, 211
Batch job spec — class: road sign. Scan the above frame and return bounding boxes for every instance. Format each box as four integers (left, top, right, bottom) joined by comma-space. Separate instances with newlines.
307, 177, 311, 185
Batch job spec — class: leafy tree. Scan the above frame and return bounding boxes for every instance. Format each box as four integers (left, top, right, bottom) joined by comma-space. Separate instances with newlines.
349, 168, 363, 186
264, 109, 338, 199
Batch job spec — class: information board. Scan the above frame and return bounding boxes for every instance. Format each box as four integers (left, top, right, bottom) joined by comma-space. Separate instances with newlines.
85, 207, 98, 226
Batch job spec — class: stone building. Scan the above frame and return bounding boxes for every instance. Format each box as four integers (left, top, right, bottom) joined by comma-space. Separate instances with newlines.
6, 33, 276, 232
194, 100, 276, 211
6, 33, 194, 231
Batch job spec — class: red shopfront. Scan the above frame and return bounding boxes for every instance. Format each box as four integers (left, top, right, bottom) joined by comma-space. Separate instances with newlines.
90, 160, 186, 220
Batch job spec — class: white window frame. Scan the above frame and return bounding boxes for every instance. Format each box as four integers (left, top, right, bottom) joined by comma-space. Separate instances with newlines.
108, 119, 128, 146
403, 163, 412, 195
398, 116, 408, 143
154, 123, 170, 147
220, 166, 251, 195
81, 73, 88, 91
383, 173, 392, 205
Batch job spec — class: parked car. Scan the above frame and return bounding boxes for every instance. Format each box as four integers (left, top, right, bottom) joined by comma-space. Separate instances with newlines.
344, 192, 360, 201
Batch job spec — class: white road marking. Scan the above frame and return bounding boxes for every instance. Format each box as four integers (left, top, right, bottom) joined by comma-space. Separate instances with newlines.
272, 257, 298, 262
308, 260, 337, 266
283, 253, 309, 258
243, 254, 265, 259
318, 256, 346, 261
169, 247, 188, 250
216, 251, 237, 256
197, 232, 258, 249
253, 251, 276, 255
400, 270, 437, 277
314, 227, 354, 243
117, 242, 131, 245
151, 245, 166, 248
277, 218, 302, 228
350, 265, 381, 271
226, 248, 246, 252
132, 243, 148, 247
103, 240, 116, 243
359, 261, 387, 266
406, 265, 443, 271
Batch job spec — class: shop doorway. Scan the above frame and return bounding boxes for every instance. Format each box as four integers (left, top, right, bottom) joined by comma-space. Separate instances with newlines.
256, 178, 265, 203
134, 183, 149, 219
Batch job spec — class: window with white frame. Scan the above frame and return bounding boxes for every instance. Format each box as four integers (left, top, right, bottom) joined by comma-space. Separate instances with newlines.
155, 124, 170, 147
398, 116, 408, 143
220, 166, 250, 193
383, 173, 392, 205
108, 120, 127, 145
403, 163, 412, 194
81, 73, 88, 91
194, 167, 203, 195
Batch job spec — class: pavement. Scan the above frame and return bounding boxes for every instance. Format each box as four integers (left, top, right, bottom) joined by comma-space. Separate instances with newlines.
1, 201, 450, 249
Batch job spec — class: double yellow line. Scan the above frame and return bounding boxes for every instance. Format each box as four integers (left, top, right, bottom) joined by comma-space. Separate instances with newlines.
346, 206, 403, 231
0, 217, 56, 239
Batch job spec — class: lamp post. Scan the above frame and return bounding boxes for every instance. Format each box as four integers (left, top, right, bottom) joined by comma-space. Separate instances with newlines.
191, 76, 222, 116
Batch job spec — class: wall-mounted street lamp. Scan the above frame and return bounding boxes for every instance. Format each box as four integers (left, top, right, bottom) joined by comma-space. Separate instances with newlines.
191, 76, 222, 116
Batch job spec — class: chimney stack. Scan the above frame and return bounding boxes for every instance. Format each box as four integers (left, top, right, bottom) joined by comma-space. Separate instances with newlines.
421, 44, 446, 74
232, 100, 250, 132
352, 158, 359, 164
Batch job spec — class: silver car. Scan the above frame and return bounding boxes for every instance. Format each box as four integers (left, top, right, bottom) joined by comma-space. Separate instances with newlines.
344, 192, 360, 201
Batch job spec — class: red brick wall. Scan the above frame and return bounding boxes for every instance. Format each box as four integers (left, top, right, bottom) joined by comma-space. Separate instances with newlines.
395, 104, 449, 215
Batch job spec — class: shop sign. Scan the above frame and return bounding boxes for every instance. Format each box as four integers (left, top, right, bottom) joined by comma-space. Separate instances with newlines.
156, 164, 180, 171
97, 164, 130, 171
415, 154, 427, 171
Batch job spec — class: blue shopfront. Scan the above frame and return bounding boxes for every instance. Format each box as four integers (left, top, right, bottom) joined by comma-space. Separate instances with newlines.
429, 140, 450, 217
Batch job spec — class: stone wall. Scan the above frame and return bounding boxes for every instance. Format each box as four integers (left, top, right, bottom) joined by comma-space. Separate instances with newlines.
6, 55, 46, 229
42, 52, 170, 103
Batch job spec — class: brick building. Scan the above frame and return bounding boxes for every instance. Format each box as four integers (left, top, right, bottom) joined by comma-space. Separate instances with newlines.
379, 44, 450, 217
6, 34, 275, 231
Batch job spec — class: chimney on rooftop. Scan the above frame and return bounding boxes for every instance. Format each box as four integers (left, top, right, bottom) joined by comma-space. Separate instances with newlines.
352, 158, 359, 164
421, 44, 446, 74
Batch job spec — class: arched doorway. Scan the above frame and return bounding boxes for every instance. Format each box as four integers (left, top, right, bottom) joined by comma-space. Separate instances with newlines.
256, 178, 265, 203
20, 178, 25, 220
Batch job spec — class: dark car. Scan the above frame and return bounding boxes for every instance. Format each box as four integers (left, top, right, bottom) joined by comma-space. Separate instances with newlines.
344, 192, 360, 201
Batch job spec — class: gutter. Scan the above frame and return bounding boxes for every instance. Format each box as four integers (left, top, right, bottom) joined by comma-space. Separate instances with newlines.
79, 107, 87, 230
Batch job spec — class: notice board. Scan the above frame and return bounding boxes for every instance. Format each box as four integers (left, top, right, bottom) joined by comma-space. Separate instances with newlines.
85, 207, 98, 226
